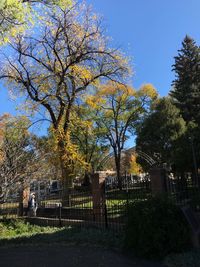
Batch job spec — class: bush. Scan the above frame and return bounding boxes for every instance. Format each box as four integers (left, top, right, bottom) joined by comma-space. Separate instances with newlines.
124, 196, 191, 259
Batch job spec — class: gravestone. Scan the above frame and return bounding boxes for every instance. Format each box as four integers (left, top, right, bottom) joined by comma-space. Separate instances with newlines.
149, 168, 167, 195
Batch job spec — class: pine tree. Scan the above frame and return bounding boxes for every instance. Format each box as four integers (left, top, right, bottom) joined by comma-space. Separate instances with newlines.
136, 97, 187, 172
170, 35, 200, 124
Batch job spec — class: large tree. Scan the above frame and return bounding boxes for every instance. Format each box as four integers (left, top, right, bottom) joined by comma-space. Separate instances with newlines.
88, 82, 157, 189
136, 97, 187, 172
0, 114, 36, 202
170, 35, 200, 124
0, 115, 62, 202
0, 1, 129, 199
70, 103, 109, 185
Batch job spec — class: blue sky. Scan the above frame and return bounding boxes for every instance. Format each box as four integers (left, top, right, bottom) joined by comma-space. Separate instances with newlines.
87, 0, 200, 95
1, 0, 200, 136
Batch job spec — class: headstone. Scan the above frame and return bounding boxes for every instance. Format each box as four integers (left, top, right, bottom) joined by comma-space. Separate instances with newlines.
149, 168, 167, 195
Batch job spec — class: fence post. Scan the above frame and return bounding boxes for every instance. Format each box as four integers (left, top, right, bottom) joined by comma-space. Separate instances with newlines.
91, 173, 106, 226
58, 203, 62, 227
149, 168, 167, 196
104, 202, 108, 228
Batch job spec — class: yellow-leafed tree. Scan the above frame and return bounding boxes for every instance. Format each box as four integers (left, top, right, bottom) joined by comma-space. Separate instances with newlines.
0, 0, 73, 43
87, 81, 157, 189
0, 1, 129, 202
129, 154, 142, 175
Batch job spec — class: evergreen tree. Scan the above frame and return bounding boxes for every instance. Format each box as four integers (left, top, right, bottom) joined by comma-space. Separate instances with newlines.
170, 35, 200, 124
136, 97, 187, 172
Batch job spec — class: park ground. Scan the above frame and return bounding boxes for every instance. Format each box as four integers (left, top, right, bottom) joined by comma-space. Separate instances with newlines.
0, 244, 164, 267
0, 220, 164, 267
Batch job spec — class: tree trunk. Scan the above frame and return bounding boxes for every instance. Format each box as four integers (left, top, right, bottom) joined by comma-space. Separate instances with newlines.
82, 171, 91, 187
60, 152, 74, 207
115, 154, 122, 190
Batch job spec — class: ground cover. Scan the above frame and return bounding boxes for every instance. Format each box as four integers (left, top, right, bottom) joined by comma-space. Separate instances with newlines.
0, 219, 122, 248
0, 219, 164, 267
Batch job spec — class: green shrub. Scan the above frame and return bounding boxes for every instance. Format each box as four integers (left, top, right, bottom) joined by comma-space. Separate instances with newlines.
124, 196, 191, 259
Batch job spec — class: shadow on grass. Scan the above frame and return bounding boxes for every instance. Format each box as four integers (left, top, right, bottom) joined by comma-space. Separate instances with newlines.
0, 221, 165, 267
0, 226, 123, 249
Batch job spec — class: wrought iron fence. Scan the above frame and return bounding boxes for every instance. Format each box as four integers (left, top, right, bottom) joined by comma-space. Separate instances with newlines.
0, 202, 19, 218
0, 176, 151, 230
3, 172, 200, 230
105, 177, 151, 229
166, 172, 200, 210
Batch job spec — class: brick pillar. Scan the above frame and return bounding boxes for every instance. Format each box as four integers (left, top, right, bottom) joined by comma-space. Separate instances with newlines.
23, 187, 30, 207
18, 187, 30, 216
91, 173, 106, 221
149, 168, 167, 195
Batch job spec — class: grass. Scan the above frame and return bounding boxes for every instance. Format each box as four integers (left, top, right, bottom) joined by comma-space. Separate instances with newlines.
72, 199, 127, 208
0, 219, 58, 240
0, 219, 123, 249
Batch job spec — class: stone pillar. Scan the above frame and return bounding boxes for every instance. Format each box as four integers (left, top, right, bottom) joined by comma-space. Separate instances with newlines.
91, 173, 106, 221
149, 168, 167, 195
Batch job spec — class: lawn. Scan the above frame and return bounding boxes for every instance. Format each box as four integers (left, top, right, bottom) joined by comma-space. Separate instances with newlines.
0, 219, 58, 240
0, 219, 123, 249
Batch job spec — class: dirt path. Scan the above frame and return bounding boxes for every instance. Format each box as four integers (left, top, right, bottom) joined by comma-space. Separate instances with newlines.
0, 244, 164, 267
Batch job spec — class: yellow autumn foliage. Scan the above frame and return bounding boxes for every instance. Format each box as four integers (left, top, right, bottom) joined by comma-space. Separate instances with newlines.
69, 64, 100, 86
0, 0, 73, 44
99, 81, 135, 97
85, 95, 106, 110
50, 127, 89, 171
70, 65, 93, 81
129, 154, 142, 175
54, 0, 73, 9
137, 83, 158, 100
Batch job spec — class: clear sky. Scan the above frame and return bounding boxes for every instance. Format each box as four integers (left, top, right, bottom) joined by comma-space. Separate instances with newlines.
87, 0, 200, 96
1, 0, 200, 129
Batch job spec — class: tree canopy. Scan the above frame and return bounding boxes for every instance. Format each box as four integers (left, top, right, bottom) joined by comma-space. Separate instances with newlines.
170, 35, 200, 124
0, 0, 73, 43
0, 0, 130, 194
87, 81, 157, 188
2, 2, 200, 198
136, 97, 187, 171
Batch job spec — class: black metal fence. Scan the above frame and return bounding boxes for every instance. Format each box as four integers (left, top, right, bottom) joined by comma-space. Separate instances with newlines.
105, 178, 151, 229
2, 172, 199, 230
38, 189, 94, 224
166, 172, 200, 210
0, 176, 151, 230
0, 202, 19, 219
